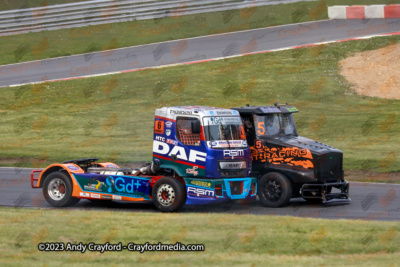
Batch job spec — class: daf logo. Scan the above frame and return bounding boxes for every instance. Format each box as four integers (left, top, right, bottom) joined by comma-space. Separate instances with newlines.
219, 161, 246, 169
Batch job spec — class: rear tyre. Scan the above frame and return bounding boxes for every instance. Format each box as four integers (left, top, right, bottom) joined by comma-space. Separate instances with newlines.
43, 172, 80, 207
152, 177, 186, 212
258, 172, 292, 208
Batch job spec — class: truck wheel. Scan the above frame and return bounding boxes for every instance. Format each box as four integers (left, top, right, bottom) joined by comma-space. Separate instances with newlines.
42, 172, 80, 207
258, 172, 292, 208
152, 177, 186, 212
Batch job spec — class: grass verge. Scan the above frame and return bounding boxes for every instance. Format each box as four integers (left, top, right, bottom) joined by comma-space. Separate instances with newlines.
0, 0, 87, 12
0, 207, 399, 266
1, 0, 400, 65
1, 33, 399, 173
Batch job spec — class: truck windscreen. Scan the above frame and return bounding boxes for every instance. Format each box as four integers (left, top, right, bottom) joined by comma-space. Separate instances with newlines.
203, 117, 247, 148
255, 114, 297, 137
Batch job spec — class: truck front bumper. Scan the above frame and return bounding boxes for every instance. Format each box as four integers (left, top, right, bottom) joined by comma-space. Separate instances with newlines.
301, 180, 350, 203
184, 177, 257, 205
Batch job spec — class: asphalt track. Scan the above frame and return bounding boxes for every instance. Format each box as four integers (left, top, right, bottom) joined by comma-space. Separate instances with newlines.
1, 168, 399, 221
1, 18, 400, 87
2, 19, 400, 220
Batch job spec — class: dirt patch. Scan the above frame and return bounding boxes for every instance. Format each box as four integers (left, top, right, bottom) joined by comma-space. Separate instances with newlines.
339, 43, 400, 99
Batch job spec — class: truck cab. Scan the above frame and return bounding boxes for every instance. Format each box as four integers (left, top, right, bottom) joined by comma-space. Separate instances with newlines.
232, 104, 350, 207
153, 106, 257, 206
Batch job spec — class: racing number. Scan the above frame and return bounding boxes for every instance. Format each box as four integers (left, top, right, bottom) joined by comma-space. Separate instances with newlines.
256, 140, 262, 149
257, 122, 265, 135
155, 120, 165, 134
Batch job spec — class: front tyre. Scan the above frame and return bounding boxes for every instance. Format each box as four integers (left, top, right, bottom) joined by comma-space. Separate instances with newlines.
258, 172, 292, 208
152, 177, 186, 212
43, 172, 80, 207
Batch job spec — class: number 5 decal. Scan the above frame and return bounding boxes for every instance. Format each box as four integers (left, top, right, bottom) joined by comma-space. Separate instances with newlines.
257, 122, 265, 135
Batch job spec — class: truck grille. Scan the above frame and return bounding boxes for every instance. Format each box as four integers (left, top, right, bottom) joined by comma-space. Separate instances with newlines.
230, 181, 243, 195
220, 170, 246, 178
316, 153, 343, 182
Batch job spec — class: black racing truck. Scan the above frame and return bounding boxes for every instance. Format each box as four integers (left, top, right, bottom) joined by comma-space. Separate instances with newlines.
231, 104, 350, 207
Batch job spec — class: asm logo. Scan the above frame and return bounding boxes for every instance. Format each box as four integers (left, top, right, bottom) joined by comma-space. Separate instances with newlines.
153, 141, 206, 163
187, 187, 214, 197
223, 150, 244, 157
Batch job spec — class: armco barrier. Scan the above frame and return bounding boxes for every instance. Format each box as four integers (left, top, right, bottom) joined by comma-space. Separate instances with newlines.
0, 0, 315, 36
328, 4, 400, 19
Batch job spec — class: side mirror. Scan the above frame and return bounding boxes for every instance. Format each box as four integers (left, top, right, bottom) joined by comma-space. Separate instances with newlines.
191, 120, 201, 134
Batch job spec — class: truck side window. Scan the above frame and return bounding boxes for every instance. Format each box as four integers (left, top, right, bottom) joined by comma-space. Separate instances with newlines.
176, 117, 201, 146
242, 116, 255, 145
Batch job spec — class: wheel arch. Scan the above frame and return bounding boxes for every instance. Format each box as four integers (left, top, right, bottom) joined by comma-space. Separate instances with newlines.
38, 164, 82, 188
259, 170, 294, 188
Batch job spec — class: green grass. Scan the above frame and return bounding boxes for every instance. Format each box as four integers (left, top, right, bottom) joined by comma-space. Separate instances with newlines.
0, 0, 87, 11
0, 207, 399, 266
1, 35, 400, 173
1, 0, 400, 65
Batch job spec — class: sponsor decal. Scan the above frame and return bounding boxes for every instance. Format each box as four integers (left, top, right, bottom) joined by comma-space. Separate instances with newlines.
191, 180, 211, 188
80, 192, 90, 197
153, 141, 207, 163
67, 165, 79, 171
216, 111, 233, 115
112, 195, 122, 200
287, 107, 298, 112
209, 111, 214, 116
260, 107, 281, 113
102, 195, 112, 200
154, 158, 160, 162
170, 110, 192, 115
209, 140, 248, 148
91, 193, 100, 199
187, 186, 215, 197
84, 179, 106, 191
186, 166, 199, 176
107, 177, 141, 194
155, 135, 165, 142
252, 141, 314, 169
166, 129, 171, 136
223, 149, 244, 157
205, 117, 242, 125
167, 139, 178, 146
166, 121, 173, 128
106, 164, 118, 168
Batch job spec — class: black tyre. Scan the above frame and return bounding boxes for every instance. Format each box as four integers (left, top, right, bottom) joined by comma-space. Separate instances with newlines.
258, 172, 292, 207
42, 171, 80, 207
152, 177, 186, 212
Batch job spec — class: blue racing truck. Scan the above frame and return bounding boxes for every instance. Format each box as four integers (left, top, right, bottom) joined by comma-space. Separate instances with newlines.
31, 106, 257, 212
